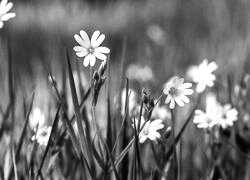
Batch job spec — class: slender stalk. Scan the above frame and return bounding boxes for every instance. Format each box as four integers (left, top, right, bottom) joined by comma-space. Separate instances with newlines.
171, 109, 178, 179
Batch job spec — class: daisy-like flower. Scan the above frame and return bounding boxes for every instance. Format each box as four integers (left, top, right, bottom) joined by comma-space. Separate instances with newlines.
132, 116, 164, 143
73, 30, 110, 67
31, 126, 52, 147
163, 76, 193, 109
29, 107, 46, 130
0, 0, 16, 29
193, 94, 238, 129
217, 104, 238, 129
193, 93, 221, 129
187, 59, 217, 93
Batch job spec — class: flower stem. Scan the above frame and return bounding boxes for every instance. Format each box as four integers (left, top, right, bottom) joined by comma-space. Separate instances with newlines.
171, 109, 178, 179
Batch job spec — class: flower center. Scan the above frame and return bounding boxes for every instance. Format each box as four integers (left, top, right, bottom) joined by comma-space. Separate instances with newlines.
142, 128, 149, 135
169, 87, 178, 96
88, 47, 95, 54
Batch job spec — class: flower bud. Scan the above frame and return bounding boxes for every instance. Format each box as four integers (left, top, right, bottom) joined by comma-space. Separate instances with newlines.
93, 71, 100, 81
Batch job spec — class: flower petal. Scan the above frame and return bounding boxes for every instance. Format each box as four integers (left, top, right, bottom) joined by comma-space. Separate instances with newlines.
93, 51, 107, 60
180, 95, 190, 103
196, 83, 206, 93
183, 89, 193, 95
76, 49, 88, 57
165, 95, 171, 104
83, 55, 90, 67
74, 34, 85, 47
89, 55, 96, 66
93, 34, 105, 48
74, 46, 86, 52
0, 0, 8, 7
208, 61, 218, 72
1, 2, 13, 14
175, 97, 184, 107
139, 135, 147, 143
80, 30, 91, 48
91, 30, 100, 47
170, 98, 175, 109
181, 83, 192, 89
1, 12, 15, 21
95, 46, 110, 54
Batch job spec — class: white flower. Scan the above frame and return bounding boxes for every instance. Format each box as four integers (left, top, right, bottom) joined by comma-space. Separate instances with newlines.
73, 30, 110, 67
0, 0, 16, 29
187, 59, 217, 93
217, 104, 238, 129
132, 116, 164, 143
193, 94, 238, 129
31, 126, 52, 147
193, 93, 221, 129
121, 88, 137, 116
29, 107, 46, 130
163, 76, 193, 109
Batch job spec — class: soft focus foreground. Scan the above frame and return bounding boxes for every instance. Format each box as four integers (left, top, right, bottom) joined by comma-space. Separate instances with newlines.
0, 0, 250, 179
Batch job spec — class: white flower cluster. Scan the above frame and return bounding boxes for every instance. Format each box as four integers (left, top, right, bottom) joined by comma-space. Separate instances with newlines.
193, 94, 238, 129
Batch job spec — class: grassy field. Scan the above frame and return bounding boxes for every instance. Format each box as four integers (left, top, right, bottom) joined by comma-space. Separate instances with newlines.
0, 0, 250, 179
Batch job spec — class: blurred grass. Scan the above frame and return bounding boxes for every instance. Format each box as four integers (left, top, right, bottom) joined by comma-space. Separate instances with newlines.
0, 0, 250, 179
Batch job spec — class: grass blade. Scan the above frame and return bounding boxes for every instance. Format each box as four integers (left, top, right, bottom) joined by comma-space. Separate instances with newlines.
11, 146, 18, 180
36, 104, 61, 180
66, 50, 90, 161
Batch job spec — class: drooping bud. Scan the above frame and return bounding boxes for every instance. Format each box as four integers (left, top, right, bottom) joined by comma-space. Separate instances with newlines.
163, 127, 171, 139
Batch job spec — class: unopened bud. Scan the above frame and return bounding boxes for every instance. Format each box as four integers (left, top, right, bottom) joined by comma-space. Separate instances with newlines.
163, 127, 171, 139
141, 89, 148, 104
93, 71, 99, 81
150, 99, 155, 108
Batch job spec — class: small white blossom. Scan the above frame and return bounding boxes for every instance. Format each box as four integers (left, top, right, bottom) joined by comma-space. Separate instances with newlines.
187, 59, 217, 93
0, 0, 16, 29
193, 94, 238, 129
217, 104, 238, 129
193, 94, 221, 129
132, 116, 164, 143
31, 126, 52, 147
163, 76, 193, 109
29, 107, 46, 130
74, 30, 110, 67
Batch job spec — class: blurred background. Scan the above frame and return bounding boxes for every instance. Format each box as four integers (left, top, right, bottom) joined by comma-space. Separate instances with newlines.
0, 0, 250, 179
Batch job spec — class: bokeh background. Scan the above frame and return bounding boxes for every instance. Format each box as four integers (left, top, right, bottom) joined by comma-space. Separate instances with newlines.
0, 0, 250, 179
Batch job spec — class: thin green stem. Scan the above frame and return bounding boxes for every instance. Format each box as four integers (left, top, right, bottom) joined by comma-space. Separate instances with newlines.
171, 109, 178, 179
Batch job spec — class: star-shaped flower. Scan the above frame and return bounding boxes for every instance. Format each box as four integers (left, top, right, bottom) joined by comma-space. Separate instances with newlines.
187, 59, 217, 93
163, 76, 193, 109
74, 30, 110, 67
31, 126, 52, 147
132, 116, 164, 143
